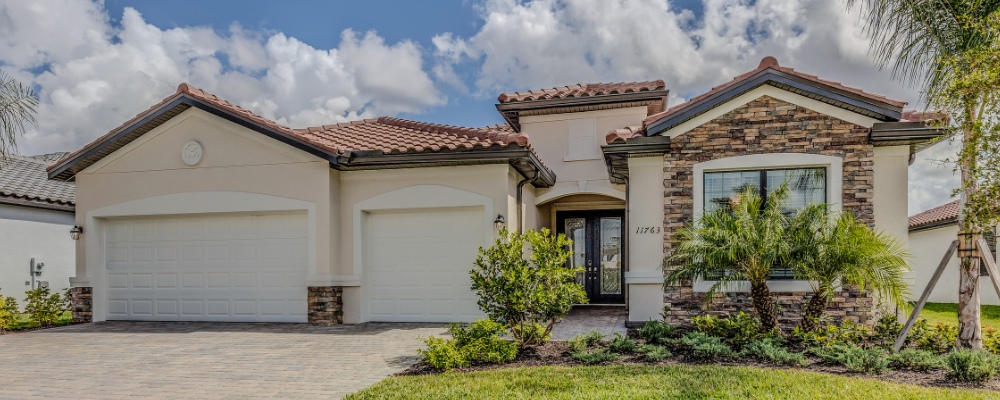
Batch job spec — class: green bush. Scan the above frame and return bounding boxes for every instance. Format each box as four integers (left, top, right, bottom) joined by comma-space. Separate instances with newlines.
571, 348, 619, 364
0, 290, 18, 333
419, 336, 469, 370
811, 344, 888, 375
872, 313, 903, 345
638, 320, 679, 345
608, 333, 637, 354
470, 229, 588, 348
740, 338, 807, 366
636, 344, 671, 362
417, 319, 518, 370
691, 312, 762, 349
946, 350, 1000, 383
985, 328, 1000, 354
680, 332, 733, 361
907, 319, 957, 354
24, 286, 63, 327
888, 349, 946, 372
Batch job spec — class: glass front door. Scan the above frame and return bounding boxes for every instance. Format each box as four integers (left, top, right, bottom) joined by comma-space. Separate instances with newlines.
557, 210, 625, 304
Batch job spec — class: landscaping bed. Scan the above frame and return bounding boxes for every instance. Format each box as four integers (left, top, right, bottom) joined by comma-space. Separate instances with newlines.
400, 337, 1000, 392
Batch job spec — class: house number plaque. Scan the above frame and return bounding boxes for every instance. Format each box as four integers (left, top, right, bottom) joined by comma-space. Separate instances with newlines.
634, 226, 662, 234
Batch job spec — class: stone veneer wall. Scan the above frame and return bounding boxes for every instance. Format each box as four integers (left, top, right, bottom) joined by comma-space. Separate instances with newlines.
308, 286, 343, 325
662, 95, 877, 327
70, 287, 93, 323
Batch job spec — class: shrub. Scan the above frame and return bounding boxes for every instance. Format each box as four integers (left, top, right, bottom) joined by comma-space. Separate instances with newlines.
572, 348, 619, 364
608, 333, 637, 354
872, 313, 903, 346
984, 328, 1000, 354
24, 286, 63, 327
417, 319, 518, 370
418, 336, 469, 370
740, 338, 807, 367
680, 332, 733, 361
888, 349, 946, 372
946, 350, 1000, 383
568, 331, 605, 353
792, 321, 875, 348
907, 319, 957, 354
811, 344, 888, 375
470, 229, 588, 348
691, 312, 763, 349
0, 290, 17, 333
636, 344, 671, 362
638, 320, 679, 345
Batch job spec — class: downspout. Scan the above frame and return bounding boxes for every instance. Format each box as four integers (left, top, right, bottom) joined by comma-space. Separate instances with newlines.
516, 170, 540, 233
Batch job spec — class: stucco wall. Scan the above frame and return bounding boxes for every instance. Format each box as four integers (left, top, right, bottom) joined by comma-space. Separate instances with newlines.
0, 205, 75, 308
909, 225, 1000, 306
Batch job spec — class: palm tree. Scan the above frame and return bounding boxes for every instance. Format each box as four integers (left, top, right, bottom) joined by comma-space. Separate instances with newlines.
848, 0, 1000, 349
0, 70, 37, 158
787, 204, 911, 332
665, 185, 791, 331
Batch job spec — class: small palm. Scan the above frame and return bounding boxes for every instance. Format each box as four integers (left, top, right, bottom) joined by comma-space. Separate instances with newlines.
0, 70, 37, 158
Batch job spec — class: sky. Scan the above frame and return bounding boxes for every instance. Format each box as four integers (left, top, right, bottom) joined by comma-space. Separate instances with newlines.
0, 0, 960, 214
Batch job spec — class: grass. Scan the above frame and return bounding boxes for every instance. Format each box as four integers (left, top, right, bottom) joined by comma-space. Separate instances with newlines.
919, 303, 1000, 330
346, 365, 999, 400
8, 311, 72, 331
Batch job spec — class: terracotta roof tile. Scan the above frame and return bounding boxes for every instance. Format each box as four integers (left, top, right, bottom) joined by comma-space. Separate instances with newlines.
644, 56, 908, 127
901, 110, 949, 123
1, 154, 75, 207
498, 80, 666, 104
605, 126, 645, 145
909, 200, 960, 229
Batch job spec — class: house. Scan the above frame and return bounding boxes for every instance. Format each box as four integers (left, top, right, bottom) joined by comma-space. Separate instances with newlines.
0, 153, 76, 306
50, 57, 943, 326
908, 200, 1000, 306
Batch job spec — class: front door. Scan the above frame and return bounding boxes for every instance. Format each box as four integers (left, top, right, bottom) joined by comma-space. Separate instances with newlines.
557, 210, 625, 304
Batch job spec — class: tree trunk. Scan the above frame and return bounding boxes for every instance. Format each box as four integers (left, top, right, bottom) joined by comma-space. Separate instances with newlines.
750, 282, 778, 331
800, 289, 830, 333
957, 99, 983, 350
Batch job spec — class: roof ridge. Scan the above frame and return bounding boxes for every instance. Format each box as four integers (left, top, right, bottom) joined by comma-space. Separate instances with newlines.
498, 80, 666, 103
375, 116, 529, 146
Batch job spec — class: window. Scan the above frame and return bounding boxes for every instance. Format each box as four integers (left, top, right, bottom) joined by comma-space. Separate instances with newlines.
703, 167, 827, 280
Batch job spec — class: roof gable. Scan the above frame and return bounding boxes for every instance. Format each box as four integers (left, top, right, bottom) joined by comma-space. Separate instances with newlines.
644, 57, 906, 136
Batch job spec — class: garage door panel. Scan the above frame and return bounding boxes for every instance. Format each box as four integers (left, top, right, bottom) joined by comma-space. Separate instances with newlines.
366, 208, 486, 323
105, 213, 308, 323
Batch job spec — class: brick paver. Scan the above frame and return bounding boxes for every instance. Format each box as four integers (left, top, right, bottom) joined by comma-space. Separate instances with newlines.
0, 321, 446, 399
550, 306, 627, 339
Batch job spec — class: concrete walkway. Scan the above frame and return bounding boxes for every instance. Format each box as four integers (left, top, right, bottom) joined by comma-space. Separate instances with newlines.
550, 305, 628, 339
0, 321, 446, 399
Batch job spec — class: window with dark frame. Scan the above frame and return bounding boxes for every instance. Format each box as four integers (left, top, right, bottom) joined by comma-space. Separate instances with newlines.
703, 167, 827, 280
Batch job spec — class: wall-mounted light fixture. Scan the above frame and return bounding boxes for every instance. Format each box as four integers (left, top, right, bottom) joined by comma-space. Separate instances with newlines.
493, 214, 506, 231
70, 226, 83, 240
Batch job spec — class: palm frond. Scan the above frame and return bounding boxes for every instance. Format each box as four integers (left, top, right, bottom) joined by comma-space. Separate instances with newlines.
0, 70, 37, 158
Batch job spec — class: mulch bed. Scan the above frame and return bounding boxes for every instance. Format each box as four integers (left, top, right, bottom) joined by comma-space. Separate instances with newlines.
399, 340, 1000, 392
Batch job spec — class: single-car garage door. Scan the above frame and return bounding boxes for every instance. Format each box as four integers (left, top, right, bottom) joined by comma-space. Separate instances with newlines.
105, 212, 308, 322
365, 207, 486, 322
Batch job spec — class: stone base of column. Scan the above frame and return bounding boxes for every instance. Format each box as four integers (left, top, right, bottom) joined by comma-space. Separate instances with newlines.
307, 286, 343, 325
71, 287, 93, 323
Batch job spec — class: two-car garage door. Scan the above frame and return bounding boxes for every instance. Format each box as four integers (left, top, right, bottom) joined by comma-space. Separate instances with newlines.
105, 212, 308, 323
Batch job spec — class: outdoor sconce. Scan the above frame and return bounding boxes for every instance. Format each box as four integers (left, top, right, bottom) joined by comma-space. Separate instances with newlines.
70, 226, 83, 240
493, 214, 506, 231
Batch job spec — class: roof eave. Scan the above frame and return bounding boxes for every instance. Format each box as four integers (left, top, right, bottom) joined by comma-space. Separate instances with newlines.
869, 121, 950, 153
47, 95, 340, 182
600, 136, 672, 184
909, 218, 958, 233
496, 90, 669, 133
335, 146, 557, 188
0, 196, 75, 213
645, 70, 904, 136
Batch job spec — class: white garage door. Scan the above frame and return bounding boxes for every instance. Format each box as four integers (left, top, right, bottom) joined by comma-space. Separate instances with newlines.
365, 207, 486, 322
105, 212, 308, 322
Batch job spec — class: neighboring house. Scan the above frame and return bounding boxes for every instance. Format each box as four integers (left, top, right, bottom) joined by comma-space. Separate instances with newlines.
50, 56, 942, 326
908, 200, 1000, 306
0, 153, 76, 306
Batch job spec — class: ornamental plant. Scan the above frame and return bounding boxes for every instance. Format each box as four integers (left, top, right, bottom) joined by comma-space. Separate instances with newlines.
470, 228, 587, 348
0, 289, 18, 333
24, 286, 64, 327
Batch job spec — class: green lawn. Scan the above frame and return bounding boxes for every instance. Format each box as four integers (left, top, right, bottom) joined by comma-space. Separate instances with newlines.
346, 365, 998, 400
919, 303, 1000, 330
8, 311, 72, 331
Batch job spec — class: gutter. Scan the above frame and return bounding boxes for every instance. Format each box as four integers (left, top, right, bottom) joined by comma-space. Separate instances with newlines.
338, 147, 557, 188
0, 196, 75, 213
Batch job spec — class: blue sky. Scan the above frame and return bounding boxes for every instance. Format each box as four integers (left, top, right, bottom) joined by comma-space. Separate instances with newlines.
0, 0, 960, 213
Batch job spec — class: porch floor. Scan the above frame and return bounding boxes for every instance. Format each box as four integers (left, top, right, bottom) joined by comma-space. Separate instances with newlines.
550, 305, 628, 340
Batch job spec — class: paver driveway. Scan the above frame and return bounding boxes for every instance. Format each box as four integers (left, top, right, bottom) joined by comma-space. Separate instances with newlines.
0, 321, 446, 399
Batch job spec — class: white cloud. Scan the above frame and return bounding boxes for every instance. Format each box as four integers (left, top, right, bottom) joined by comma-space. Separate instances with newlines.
434, 0, 954, 214
0, 1, 444, 155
